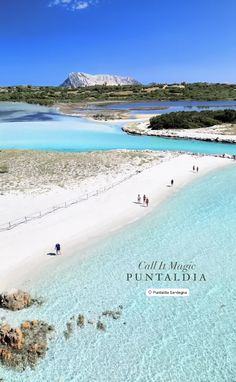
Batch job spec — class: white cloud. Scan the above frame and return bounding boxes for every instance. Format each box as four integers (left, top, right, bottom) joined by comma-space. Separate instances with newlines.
49, 0, 96, 11
72, 1, 89, 10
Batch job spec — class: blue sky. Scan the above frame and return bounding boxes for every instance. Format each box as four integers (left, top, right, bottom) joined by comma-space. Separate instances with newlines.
0, 0, 235, 85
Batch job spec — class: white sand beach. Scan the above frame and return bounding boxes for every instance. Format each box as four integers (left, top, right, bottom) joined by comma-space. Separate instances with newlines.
0, 153, 232, 290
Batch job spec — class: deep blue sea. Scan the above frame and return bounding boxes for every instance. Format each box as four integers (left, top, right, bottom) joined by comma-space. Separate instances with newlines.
1, 101, 236, 155
1, 164, 235, 382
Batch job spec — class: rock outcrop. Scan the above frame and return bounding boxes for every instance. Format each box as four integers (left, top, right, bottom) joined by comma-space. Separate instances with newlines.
77, 314, 85, 328
0, 290, 42, 311
96, 320, 106, 331
102, 308, 122, 320
61, 72, 140, 88
0, 320, 54, 370
63, 306, 123, 339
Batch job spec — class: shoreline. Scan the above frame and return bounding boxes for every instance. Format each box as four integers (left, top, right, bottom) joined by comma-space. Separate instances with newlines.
0, 153, 233, 291
122, 121, 236, 145
55, 102, 151, 122
55, 101, 236, 144
3, 100, 234, 145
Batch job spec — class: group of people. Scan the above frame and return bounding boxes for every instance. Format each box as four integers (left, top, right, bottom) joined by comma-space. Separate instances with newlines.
54, 164, 202, 258
137, 178, 175, 207
55, 166, 201, 256
137, 194, 149, 207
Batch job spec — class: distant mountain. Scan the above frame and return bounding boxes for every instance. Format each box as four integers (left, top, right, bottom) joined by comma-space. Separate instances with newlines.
61, 72, 140, 88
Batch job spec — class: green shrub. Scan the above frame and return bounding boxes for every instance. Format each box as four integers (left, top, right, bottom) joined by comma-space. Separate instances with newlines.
149, 109, 236, 130
0, 164, 9, 174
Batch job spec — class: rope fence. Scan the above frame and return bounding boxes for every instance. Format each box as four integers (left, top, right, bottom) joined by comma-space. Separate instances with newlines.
0, 170, 140, 233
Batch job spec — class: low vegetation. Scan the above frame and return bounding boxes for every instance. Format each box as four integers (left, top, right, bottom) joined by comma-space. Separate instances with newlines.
149, 109, 236, 130
0, 150, 167, 194
0, 83, 236, 106
0, 164, 8, 174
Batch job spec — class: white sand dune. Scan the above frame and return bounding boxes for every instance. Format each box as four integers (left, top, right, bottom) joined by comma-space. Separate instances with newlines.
0, 154, 232, 290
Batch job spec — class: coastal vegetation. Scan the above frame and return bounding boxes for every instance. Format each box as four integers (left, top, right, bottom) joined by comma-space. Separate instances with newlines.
0, 164, 8, 174
149, 109, 236, 130
0, 83, 236, 106
0, 150, 166, 194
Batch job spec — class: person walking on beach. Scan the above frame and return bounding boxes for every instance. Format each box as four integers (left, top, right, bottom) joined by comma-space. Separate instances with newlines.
143, 194, 146, 204
196, 166, 199, 173
137, 194, 141, 204
171, 179, 174, 186
193, 165, 195, 172
146, 197, 149, 207
55, 243, 61, 255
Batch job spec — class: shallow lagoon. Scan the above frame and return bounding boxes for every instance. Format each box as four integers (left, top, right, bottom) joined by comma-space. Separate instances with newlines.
98, 99, 236, 115
1, 102, 236, 155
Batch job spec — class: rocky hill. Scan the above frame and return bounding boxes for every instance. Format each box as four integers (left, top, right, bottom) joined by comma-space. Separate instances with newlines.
61, 72, 140, 88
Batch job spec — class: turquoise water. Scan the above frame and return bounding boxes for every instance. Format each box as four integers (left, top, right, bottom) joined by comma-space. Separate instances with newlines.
2, 118, 236, 155
0, 102, 60, 122
1, 165, 236, 381
1, 102, 236, 155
